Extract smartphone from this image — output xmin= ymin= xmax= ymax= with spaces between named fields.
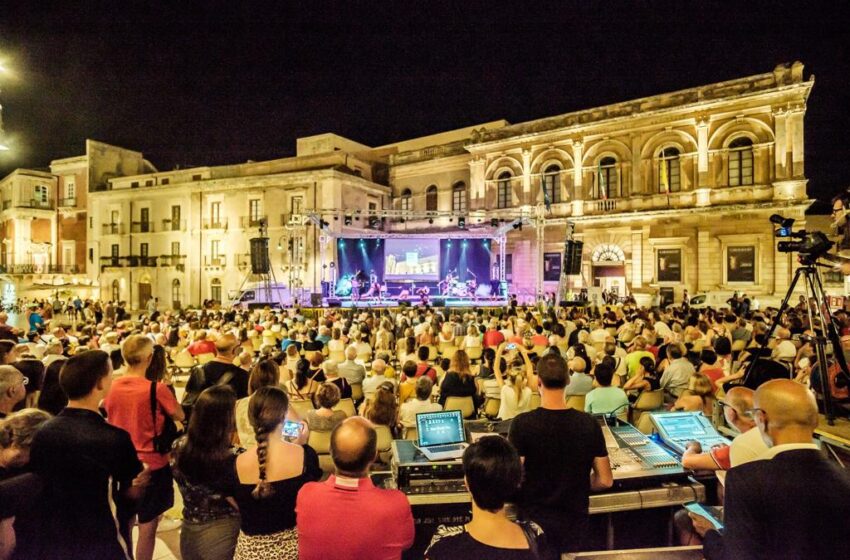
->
xmin=505 ymin=343 xmax=517 ymax=351
xmin=684 ymin=502 xmax=724 ymax=530
xmin=281 ymin=420 xmax=302 ymax=441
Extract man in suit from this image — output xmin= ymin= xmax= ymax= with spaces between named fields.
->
xmin=692 ymin=379 xmax=850 ymax=560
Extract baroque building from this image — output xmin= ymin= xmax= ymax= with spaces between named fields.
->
xmin=24 ymin=62 xmax=815 ymax=309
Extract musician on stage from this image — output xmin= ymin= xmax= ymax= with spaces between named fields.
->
xmin=417 ymin=285 xmax=430 ymax=306
xmin=351 ymin=269 xmax=367 ymax=302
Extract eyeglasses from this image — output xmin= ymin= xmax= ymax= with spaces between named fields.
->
xmin=744 ymin=407 xmax=766 ymax=419
xmin=18 ymin=376 xmax=28 ymax=386
xmin=833 ymin=208 xmax=844 ymax=214
xmin=716 ymin=400 xmax=734 ymax=411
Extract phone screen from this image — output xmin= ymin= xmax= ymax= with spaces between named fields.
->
xmin=684 ymin=502 xmax=724 ymax=530
xmin=282 ymin=420 xmax=302 ymax=440
xmin=506 ymin=343 xmax=517 ymax=351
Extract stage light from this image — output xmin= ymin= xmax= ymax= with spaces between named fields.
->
xmin=490 ymin=218 xmax=499 ymax=227
xmin=344 ymin=215 xmax=352 ymax=226
xmin=462 ymin=240 xmax=468 ymax=248
xmin=458 ymin=216 xmax=466 ymax=229
xmin=512 ymin=219 xmax=522 ymax=231
xmin=339 ymin=240 xmax=345 ymax=247
xmin=447 ymin=240 xmax=452 ymax=247
xmin=334 ymin=216 xmax=339 ymax=221
xmin=428 ymin=218 xmax=434 ymax=224
xmin=369 ymin=216 xmax=380 ymax=229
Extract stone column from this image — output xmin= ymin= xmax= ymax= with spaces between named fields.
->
xmin=631 ymin=229 xmax=643 ymax=288
xmin=572 ymin=142 xmax=583 ymax=199
xmin=522 ymin=149 xmax=532 ymax=204
xmin=468 ymin=158 xmax=485 ymax=209
xmin=773 ymin=109 xmax=788 ymax=179
xmin=697 ymin=119 xmax=709 ymax=186
xmin=789 ymin=108 xmax=805 ymax=178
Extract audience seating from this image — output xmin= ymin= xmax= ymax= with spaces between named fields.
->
xmin=196 ymin=352 xmax=215 ymax=364
xmin=425 ymin=346 xmax=438 ymax=361
xmin=289 ymin=399 xmax=315 ymax=419
xmin=329 ymin=350 xmax=346 ymax=363
xmin=172 ymin=350 xmax=196 ymax=371
xmin=630 ymin=389 xmax=664 ymax=424
xmin=333 ymin=398 xmax=356 ymax=417
xmin=565 ymin=394 xmax=586 ymax=410
xmin=374 ymin=425 xmax=394 ymax=464
xmin=403 ymin=426 xmax=418 ymax=441
xmin=444 ymin=396 xmax=475 ymax=419
xmin=466 ymin=346 xmax=483 ymax=362
xmin=307 ymin=430 xmax=334 ymax=473
xmin=483 ymin=397 xmax=501 ymax=418
xmin=441 ymin=346 xmax=459 ymax=360
xmin=351 ymin=382 xmax=364 ymax=402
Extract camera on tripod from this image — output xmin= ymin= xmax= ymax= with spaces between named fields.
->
xmin=771 ymin=214 xmax=834 ymax=261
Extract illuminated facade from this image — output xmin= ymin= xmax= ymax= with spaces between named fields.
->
xmin=83 ymin=61 xmax=814 ymax=308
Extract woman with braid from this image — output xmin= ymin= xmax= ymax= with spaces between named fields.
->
xmin=226 ymin=386 xmax=321 ymax=559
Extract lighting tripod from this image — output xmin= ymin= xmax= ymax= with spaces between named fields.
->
xmin=742 ymin=261 xmax=850 ymax=424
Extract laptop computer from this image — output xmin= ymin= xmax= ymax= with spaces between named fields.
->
xmin=415 ymin=410 xmax=469 ymax=461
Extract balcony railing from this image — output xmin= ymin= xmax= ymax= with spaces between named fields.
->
xmin=123 ymin=256 xmax=158 ymax=267
xmin=102 ymin=223 xmax=124 ymax=235
xmin=47 ymin=264 xmax=79 ymax=274
xmin=159 ymin=255 xmax=187 ymax=270
xmin=241 ymin=215 xmax=268 ymax=229
xmin=0 ymin=264 xmax=55 ymax=274
xmin=161 ymin=219 xmax=187 ymax=232
xmin=202 ymin=218 xmax=228 ymax=230
xmin=58 ymin=198 xmax=77 ymax=207
xmin=100 ymin=256 xmax=123 ymax=268
xmin=280 ymin=213 xmax=303 ymax=226
xmin=21 ymin=199 xmax=54 ymax=210
xmin=130 ymin=221 xmax=155 ymax=233
xmin=204 ymin=255 xmax=227 ymax=267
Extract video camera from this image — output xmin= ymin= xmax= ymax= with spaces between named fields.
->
xmin=771 ymin=214 xmax=834 ymax=261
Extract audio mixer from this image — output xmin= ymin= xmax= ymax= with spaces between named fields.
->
xmin=601 ymin=418 xmax=688 ymax=489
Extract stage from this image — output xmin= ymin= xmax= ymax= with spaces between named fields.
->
xmin=325 ymin=295 xmax=509 ymax=308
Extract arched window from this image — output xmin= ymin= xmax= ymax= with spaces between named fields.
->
xmin=597 ymin=157 xmax=619 ymax=199
xmin=425 ymin=185 xmax=438 ymax=212
xmin=497 ymin=172 xmax=512 ymax=209
xmin=542 ymin=165 xmax=561 ymax=204
xmin=728 ymin=137 xmax=754 ymax=187
xmin=172 ymin=279 xmax=182 ymax=309
xmin=452 ymin=182 xmax=467 ymax=213
xmin=658 ymin=148 xmax=681 ymax=193
xmin=400 ymin=188 xmax=412 ymax=213
xmin=210 ymin=278 xmax=222 ymax=303
xmin=111 ymin=279 xmax=120 ymax=303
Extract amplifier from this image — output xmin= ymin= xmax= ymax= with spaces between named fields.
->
xmin=392 ymin=440 xmax=465 ymax=494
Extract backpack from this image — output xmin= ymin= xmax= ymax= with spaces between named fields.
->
xmin=180 ymin=364 xmax=235 ymax=420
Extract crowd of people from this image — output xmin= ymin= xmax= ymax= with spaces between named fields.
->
xmin=0 ymin=293 xmax=849 ymax=559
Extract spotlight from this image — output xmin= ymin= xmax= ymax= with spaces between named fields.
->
xmin=369 ymin=216 xmax=380 ymax=229
xmin=512 ymin=219 xmax=522 ymax=231
xmin=320 ymin=219 xmax=329 ymax=229
xmin=344 ymin=215 xmax=352 ymax=226
xmin=462 ymin=240 xmax=468 ymax=248
xmin=334 ymin=216 xmax=339 ymax=221
xmin=428 ymin=218 xmax=434 ymax=224
xmin=490 ymin=218 xmax=499 ymax=227
xmin=447 ymin=240 xmax=452 ymax=247
xmin=458 ymin=216 xmax=466 ymax=229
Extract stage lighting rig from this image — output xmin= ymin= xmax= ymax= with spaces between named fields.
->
xmin=458 ymin=216 xmax=466 ymax=229
xmin=344 ymin=215 xmax=352 ymax=226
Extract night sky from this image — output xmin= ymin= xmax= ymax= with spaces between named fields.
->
xmin=0 ymin=1 xmax=847 ymax=203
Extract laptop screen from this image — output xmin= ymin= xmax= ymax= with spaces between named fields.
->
xmin=416 ymin=410 xmax=466 ymax=447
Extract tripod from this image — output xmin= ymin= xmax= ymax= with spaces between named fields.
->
xmin=743 ymin=261 xmax=850 ymax=424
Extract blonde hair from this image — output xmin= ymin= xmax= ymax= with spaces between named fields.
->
xmin=688 ymin=372 xmax=715 ymax=401
xmin=450 ymin=349 xmax=471 ymax=377
xmin=0 ymin=408 xmax=52 ymax=450
xmin=121 ymin=334 xmax=153 ymax=366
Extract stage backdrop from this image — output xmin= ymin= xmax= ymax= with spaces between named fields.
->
xmin=439 ymin=239 xmax=492 ymax=286
xmin=335 ymin=238 xmax=385 ymax=295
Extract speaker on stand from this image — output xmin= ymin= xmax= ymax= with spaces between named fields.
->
xmin=564 ymin=240 xmax=584 ymax=276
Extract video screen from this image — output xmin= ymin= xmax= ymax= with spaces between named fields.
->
xmin=384 ymin=238 xmax=440 ymax=281
xmin=417 ymin=411 xmax=465 ymax=447
xmin=656 ymin=414 xmax=707 ymax=439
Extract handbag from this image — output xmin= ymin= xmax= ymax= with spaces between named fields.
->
xmin=151 ymin=381 xmax=181 ymax=454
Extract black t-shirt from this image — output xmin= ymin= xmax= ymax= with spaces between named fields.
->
xmin=303 ymin=340 xmax=324 ymax=352
xmin=203 ymin=361 xmax=249 ymax=399
xmin=28 ymin=408 xmax=142 ymax=560
xmin=425 ymin=522 xmax=548 ymax=560
xmin=0 ymin=473 xmax=42 ymax=520
xmin=508 ymin=408 xmax=607 ymax=531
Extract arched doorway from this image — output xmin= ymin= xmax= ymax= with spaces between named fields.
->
xmin=138 ymin=273 xmax=152 ymax=310
xmin=171 ymin=279 xmax=182 ymax=310
xmin=591 ymin=244 xmax=626 ymax=296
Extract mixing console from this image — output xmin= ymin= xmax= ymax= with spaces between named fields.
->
xmin=649 ymin=411 xmax=731 ymax=456
xmin=602 ymin=420 xmax=687 ymax=489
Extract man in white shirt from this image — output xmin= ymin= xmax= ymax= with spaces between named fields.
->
xmin=398 ymin=376 xmax=441 ymax=428
xmin=361 ymin=359 xmax=393 ymax=401
xmin=660 ymin=342 xmax=695 ymax=401
xmin=337 ymin=346 xmax=366 ymax=385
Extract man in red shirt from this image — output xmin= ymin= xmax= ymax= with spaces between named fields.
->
xmin=411 ymin=346 xmax=437 ymax=382
xmin=482 ymin=320 xmax=505 ymax=348
xmin=186 ymin=329 xmax=216 ymax=356
xmin=296 ymin=417 xmax=414 ymax=559
xmin=104 ymin=335 xmax=184 ymax=560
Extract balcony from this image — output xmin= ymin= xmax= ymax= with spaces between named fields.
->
xmin=102 ymin=223 xmax=125 ymax=235
xmin=204 ymin=255 xmax=227 ymax=268
xmin=130 ymin=221 xmax=155 ymax=233
xmin=159 ymin=255 xmax=186 ymax=271
xmin=280 ymin=213 xmax=303 ymax=227
xmin=241 ymin=215 xmax=268 ymax=229
xmin=47 ymin=264 xmax=79 ymax=274
xmin=124 ymin=256 xmax=158 ymax=267
xmin=20 ymin=199 xmax=54 ymax=210
xmin=202 ymin=218 xmax=228 ymax=230
xmin=100 ymin=256 xmax=123 ymax=269
xmin=161 ymin=219 xmax=187 ymax=232
xmin=58 ymin=198 xmax=77 ymax=208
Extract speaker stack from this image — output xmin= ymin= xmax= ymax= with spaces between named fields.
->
xmin=249 ymin=237 xmax=271 ymax=274
xmin=564 ymin=240 xmax=584 ymax=276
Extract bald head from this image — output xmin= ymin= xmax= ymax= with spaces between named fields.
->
xmin=215 ymin=333 xmax=238 ymax=356
xmin=330 ymin=417 xmax=377 ymax=477
xmin=723 ymin=386 xmax=756 ymax=431
xmin=754 ymin=379 xmax=818 ymax=445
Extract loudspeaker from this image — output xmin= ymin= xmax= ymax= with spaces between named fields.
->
xmin=564 ymin=240 xmax=584 ymax=276
xmin=249 ymin=237 xmax=270 ymax=274
xmin=310 ymin=293 xmax=322 ymax=306
xmin=327 ymin=298 xmax=342 ymax=308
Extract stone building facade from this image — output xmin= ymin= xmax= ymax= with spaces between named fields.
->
xmin=81 ymin=62 xmax=816 ymax=308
